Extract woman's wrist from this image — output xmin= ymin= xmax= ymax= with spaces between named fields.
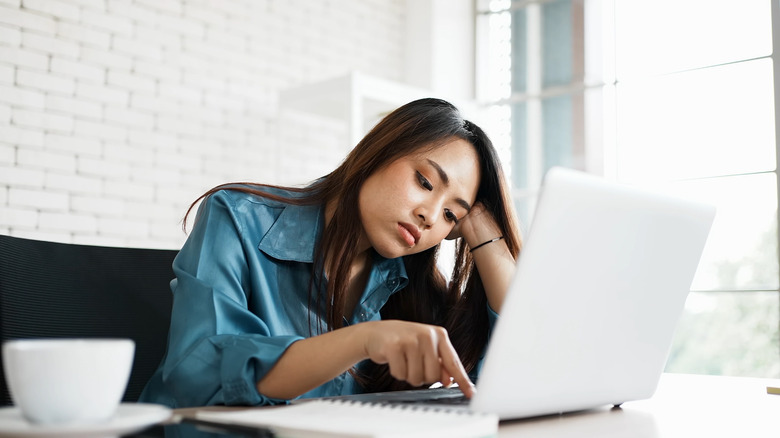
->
xmin=460 ymin=223 xmax=503 ymax=249
xmin=470 ymin=236 xmax=504 ymax=252
xmin=457 ymin=204 xmax=503 ymax=248
xmin=354 ymin=320 xmax=379 ymax=360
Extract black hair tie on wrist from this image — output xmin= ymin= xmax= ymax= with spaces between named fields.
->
xmin=470 ymin=236 xmax=504 ymax=252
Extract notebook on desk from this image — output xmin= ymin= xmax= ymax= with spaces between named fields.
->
xmin=317 ymin=166 xmax=717 ymax=420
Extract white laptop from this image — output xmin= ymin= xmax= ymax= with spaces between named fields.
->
xmin=318 ymin=166 xmax=716 ymax=420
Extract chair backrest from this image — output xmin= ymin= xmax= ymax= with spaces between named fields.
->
xmin=0 ymin=234 xmax=177 ymax=405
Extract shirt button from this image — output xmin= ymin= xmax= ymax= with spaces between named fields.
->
xmin=360 ymin=312 xmax=367 ymax=321
xmin=387 ymin=279 xmax=398 ymax=288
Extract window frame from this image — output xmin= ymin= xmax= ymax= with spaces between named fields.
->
xmin=477 ymin=0 xmax=780 ymax=377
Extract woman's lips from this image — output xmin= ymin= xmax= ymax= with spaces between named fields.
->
xmin=398 ymin=223 xmax=421 ymax=247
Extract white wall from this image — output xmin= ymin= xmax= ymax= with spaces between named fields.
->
xmin=0 ymin=0 xmax=405 ymax=248
xmin=0 ymin=0 xmax=476 ymax=249
xmin=405 ymin=0 xmax=475 ymax=102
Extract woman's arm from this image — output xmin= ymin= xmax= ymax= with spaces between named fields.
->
xmin=455 ymin=203 xmax=516 ymax=313
xmin=257 ymin=320 xmax=476 ymax=400
xmin=158 ymin=191 xmax=477 ymax=406
xmin=155 ymin=192 xmax=308 ymax=407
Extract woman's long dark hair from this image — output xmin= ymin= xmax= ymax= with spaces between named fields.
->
xmin=184 ymin=98 xmax=522 ymax=393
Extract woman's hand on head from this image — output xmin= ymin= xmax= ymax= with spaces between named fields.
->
xmin=359 ymin=320 xmax=476 ymax=398
xmin=446 ymin=202 xmax=502 ymax=248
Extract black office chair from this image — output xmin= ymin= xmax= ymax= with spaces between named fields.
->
xmin=0 ymin=234 xmax=177 ymax=405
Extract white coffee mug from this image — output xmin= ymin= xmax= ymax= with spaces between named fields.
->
xmin=2 ymin=338 xmax=135 ymax=425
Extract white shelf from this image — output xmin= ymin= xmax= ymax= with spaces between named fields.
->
xmin=279 ymin=71 xmax=431 ymax=147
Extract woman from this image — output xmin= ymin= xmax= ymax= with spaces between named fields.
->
xmin=139 ymin=98 xmax=521 ymax=408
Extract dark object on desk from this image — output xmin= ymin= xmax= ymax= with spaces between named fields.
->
xmin=125 ymin=422 xmax=274 ymax=438
xmin=0 ymin=234 xmax=177 ymax=405
xmin=180 ymin=418 xmax=276 ymax=437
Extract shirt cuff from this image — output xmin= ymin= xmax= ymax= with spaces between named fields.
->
xmin=214 ymin=334 xmax=303 ymax=406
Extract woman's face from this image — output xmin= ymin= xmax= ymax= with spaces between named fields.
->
xmin=358 ymin=138 xmax=481 ymax=259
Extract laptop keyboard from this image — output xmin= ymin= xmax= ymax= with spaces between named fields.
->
xmin=304 ymin=386 xmax=471 ymax=407
xmin=385 ymin=392 xmax=470 ymax=406
xmin=369 ymin=387 xmax=470 ymax=406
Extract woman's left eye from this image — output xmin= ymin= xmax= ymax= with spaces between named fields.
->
xmin=444 ymin=209 xmax=458 ymax=223
xmin=416 ymin=171 xmax=433 ymax=191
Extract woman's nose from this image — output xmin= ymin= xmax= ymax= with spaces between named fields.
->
xmin=417 ymin=213 xmax=430 ymax=228
xmin=415 ymin=206 xmax=436 ymax=228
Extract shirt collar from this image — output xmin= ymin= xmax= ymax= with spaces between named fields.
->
xmin=256 ymin=201 xmax=409 ymax=292
xmin=258 ymin=202 xmax=323 ymax=263
xmin=347 ymin=252 xmax=408 ymax=324
xmin=372 ymin=254 xmax=408 ymax=294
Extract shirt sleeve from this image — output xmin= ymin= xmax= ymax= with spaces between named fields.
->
xmin=487 ymin=303 xmax=499 ymax=330
xmin=158 ymin=191 xmax=304 ymax=407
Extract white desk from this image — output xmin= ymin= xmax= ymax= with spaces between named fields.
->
xmin=172 ymin=373 xmax=778 ymax=437
xmin=497 ymin=373 xmax=780 ymax=437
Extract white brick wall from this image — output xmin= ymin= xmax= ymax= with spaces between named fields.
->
xmin=0 ymin=0 xmax=407 ymax=249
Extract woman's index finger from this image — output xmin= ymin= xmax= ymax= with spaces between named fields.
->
xmin=437 ymin=339 xmax=476 ymax=398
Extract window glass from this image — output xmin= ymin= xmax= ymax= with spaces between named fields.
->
xmin=511 ymin=8 xmax=528 ymax=94
xmin=614 ymin=0 xmax=772 ymax=78
xmin=480 ymin=0 xmax=780 ymax=380
xmin=477 ymin=0 xmax=510 ymax=13
xmin=667 ymin=291 xmax=780 ymax=377
xmin=615 ymin=59 xmax=776 ymax=183
xmin=512 ymin=101 xmax=529 ymax=188
xmin=542 ymin=0 xmax=572 ymax=87
xmin=514 ymin=195 xmax=535 ymax=239
xmin=664 ymin=173 xmax=779 ymax=292
xmin=477 ymin=10 xmax=512 ymax=101
xmin=542 ymin=95 xmax=573 ymax=170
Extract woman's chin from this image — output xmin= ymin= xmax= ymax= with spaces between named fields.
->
xmin=371 ymin=241 xmax=411 ymax=259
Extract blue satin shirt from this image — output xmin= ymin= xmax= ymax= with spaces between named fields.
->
xmin=139 ymin=186 xmax=496 ymax=408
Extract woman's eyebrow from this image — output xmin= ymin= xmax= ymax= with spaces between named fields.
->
xmin=426 ymin=159 xmax=472 ymax=212
xmin=427 ymin=159 xmax=449 ymax=184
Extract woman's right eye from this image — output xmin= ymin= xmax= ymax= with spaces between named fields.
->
xmin=416 ymin=171 xmax=433 ymax=191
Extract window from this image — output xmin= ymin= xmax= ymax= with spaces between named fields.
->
xmin=477 ymin=0 xmax=780 ymax=377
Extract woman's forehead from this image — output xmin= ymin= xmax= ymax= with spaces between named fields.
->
xmin=413 ymin=138 xmax=477 ymax=164
xmin=414 ymin=139 xmax=481 ymax=197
